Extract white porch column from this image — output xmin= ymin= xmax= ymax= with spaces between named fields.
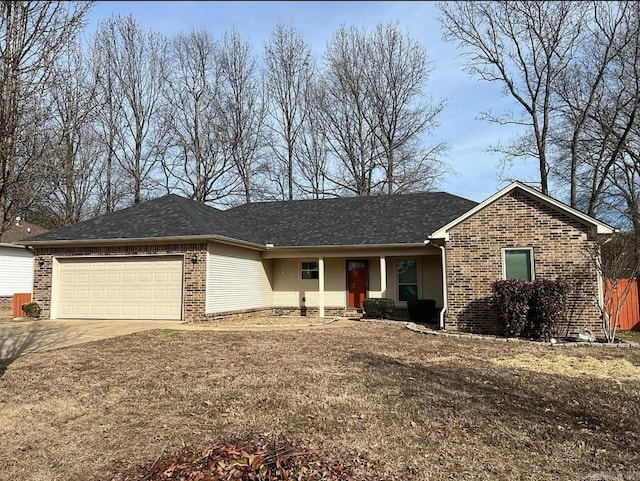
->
xmin=380 ymin=256 xmax=387 ymax=298
xmin=318 ymin=257 xmax=325 ymax=317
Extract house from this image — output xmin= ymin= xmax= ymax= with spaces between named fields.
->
xmin=20 ymin=182 xmax=614 ymax=334
xmin=0 ymin=219 xmax=48 ymax=311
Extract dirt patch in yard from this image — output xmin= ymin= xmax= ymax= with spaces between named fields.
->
xmin=0 ymin=323 xmax=639 ymax=481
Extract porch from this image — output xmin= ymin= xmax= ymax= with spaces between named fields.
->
xmin=262 ymin=245 xmax=445 ymax=321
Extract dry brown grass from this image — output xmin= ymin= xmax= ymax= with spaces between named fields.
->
xmin=0 ymin=323 xmax=639 ymax=481
xmin=617 ymin=329 xmax=640 ymax=344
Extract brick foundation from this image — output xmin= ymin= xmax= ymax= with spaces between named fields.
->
xmin=444 ymin=190 xmax=602 ymax=336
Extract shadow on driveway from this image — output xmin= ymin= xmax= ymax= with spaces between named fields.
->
xmin=0 ymin=319 xmax=183 ymax=378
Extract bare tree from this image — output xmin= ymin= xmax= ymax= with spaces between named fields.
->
xmin=321 ymin=25 xmax=380 ymax=196
xmin=42 ymin=39 xmax=102 ymax=227
xmin=321 ymin=23 xmax=447 ymax=197
xmin=214 ymin=29 xmax=266 ymax=204
xmin=366 ymin=22 xmax=447 ymax=194
xmin=0 ymin=0 xmax=92 ymax=234
xmin=595 ymin=233 xmax=640 ymax=343
xmin=91 ymin=18 xmax=128 ymax=213
xmin=93 ymin=15 xmax=168 ymax=205
xmin=158 ymin=30 xmax=238 ymax=205
xmin=551 ymin=2 xmax=638 ymax=215
xmin=263 ymin=23 xmax=313 ymax=200
xmin=296 ymin=80 xmax=330 ymax=199
xmin=439 ymin=1 xmax=586 ymax=196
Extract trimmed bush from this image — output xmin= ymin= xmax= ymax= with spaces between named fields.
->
xmin=407 ymin=299 xmax=437 ymax=322
xmin=22 ymin=301 xmax=42 ymax=318
xmin=529 ymin=279 xmax=569 ymax=340
xmin=491 ymin=280 xmax=532 ymax=338
xmin=362 ymin=298 xmax=395 ymax=319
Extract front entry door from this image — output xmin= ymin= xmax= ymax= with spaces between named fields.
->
xmin=347 ymin=260 xmax=368 ymax=309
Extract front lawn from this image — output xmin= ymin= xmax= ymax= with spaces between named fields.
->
xmin=0 ymin=323 xmax=638 ymax=480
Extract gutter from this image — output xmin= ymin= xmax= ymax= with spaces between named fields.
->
xmin=18 ymin=233 xmax=266 ymax=251
xmin=0 ymin=241 xmax=32 ymax=250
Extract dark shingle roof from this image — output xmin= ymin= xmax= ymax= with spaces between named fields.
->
xmin=23 ymin=191 xmax=477 ymax=246
xmin=24 ymin=194 xmax=256 ymax=243
xmin=223 ymin=192 xmax=477 ymax=246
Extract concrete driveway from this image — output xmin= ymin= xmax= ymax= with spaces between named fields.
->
xmin=0 ymin=319 xmax=184 ymax=360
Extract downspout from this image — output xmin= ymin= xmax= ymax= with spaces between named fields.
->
xmin=425 ymin=238 xmax=447 ymax=330
xmin=438 ymin=244 xmax=448 ymax=330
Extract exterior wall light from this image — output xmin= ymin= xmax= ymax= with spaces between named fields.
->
xmin=190 ymin=253 xmax=198 ymax=264
xmin=37 ymin=257 xmax=45 ymax=267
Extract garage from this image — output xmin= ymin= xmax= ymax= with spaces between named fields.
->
xmin=53 ymin=256 xmax=184 ymax=320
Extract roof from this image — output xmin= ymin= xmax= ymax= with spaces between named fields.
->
xmin=224 ymin=192 xmax=478 ymax=246
xmin=429 ymin=181 xmax=615 ymax=240
xmin=0 ymin=220 xmax=47 ymax=243
xmin=22 ymin=191 xmax=478 ymax=247
xmin=23 ymin=194 xmax=259 ymax=246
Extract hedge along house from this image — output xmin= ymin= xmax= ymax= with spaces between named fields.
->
xmin=20 ymin=182 xmax=614 ymax=334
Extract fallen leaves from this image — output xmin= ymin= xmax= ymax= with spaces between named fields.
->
xmin=106 ymin=435 xmax=355 ymax=481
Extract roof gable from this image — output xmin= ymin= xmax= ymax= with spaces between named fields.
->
xmin=429 ymin=182 xmax=615 ymax=240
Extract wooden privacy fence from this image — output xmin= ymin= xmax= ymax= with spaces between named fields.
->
xmin=11 ymin=293 xmax=32 ymax=319
xmin=604 ymin=278 xmax=640 ymax=331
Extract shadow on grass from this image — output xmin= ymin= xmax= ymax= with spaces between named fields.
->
xmin=348 ymin=350 xmax=639 ymax=455
xmin=0 ymin=322 xmax=73 ymax=378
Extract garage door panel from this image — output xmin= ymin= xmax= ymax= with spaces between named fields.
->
xmin=55 ymin=256 xmax=183 ymax=320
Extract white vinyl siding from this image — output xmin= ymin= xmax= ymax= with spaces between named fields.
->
xmin=0 ymin=246 xmax=33 ymax=296
xmin=206 ymin=242 xmax=273 ymax=313
xmin=53 ymin=256 xmax=183 ymax=320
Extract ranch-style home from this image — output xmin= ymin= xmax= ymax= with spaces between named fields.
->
xmin=20 ymin=181 xmax=614 ymax=334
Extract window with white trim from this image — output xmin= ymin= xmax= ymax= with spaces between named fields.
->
xmin=301 ymin=261 xmax=319 ymax=280
xmin=398 ymin=259 xmax=418 ymax=301
xmin=503 ymin=248 xmax=534 ymax=281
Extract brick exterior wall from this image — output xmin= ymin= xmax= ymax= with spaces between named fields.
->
xmin=445 ymin=190 xmax=602 ymax=336
xmin=32 ymin=243 xmax=207 ymax=322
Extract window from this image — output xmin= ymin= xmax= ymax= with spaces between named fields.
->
xmin=398 ymin=259 xmax=418 ymax=302
xmin=301 ymin=261 xmax=319 ymax=279
xmin=503 ymin=248 xmax=534 ymax=281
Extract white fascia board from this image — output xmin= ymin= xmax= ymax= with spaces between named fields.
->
xmin=429 ymin=181 xmax=615 ymax=240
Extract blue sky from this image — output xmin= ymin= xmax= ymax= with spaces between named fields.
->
xmin=85 ymin=1 xmax=536 ymax=202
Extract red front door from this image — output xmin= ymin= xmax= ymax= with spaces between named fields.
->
xmin=347 ymin=260 xmax=368 ymax=308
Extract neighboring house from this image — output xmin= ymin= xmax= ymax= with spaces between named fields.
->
xmin=20 ymin=182 xmax=614 ymax=334
xmin=0 ymin=219 xmax=48 ymax=310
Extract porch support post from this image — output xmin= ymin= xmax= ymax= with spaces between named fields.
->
xmin=380 ymin=256 xmax=387 ymax=298
xmin=318 ymin=257 xmax=325 ymax=317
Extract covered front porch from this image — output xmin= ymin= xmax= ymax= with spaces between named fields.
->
xmin=262 ymin=244 xmax=445 ymax=321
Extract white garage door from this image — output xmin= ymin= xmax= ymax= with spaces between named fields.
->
xmin=55 ymin=256 xmax=183 ymax=320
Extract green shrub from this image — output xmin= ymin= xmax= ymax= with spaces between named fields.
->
xmin=407 ymin=299 xmax=437 ymax=322
xmin=22 ymin=301 xmax=42 ymax=318
xmin=362 ymin=298 xmax=395 ymax=319
xmin=491 ymin=280 xmax=532 ymax=338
